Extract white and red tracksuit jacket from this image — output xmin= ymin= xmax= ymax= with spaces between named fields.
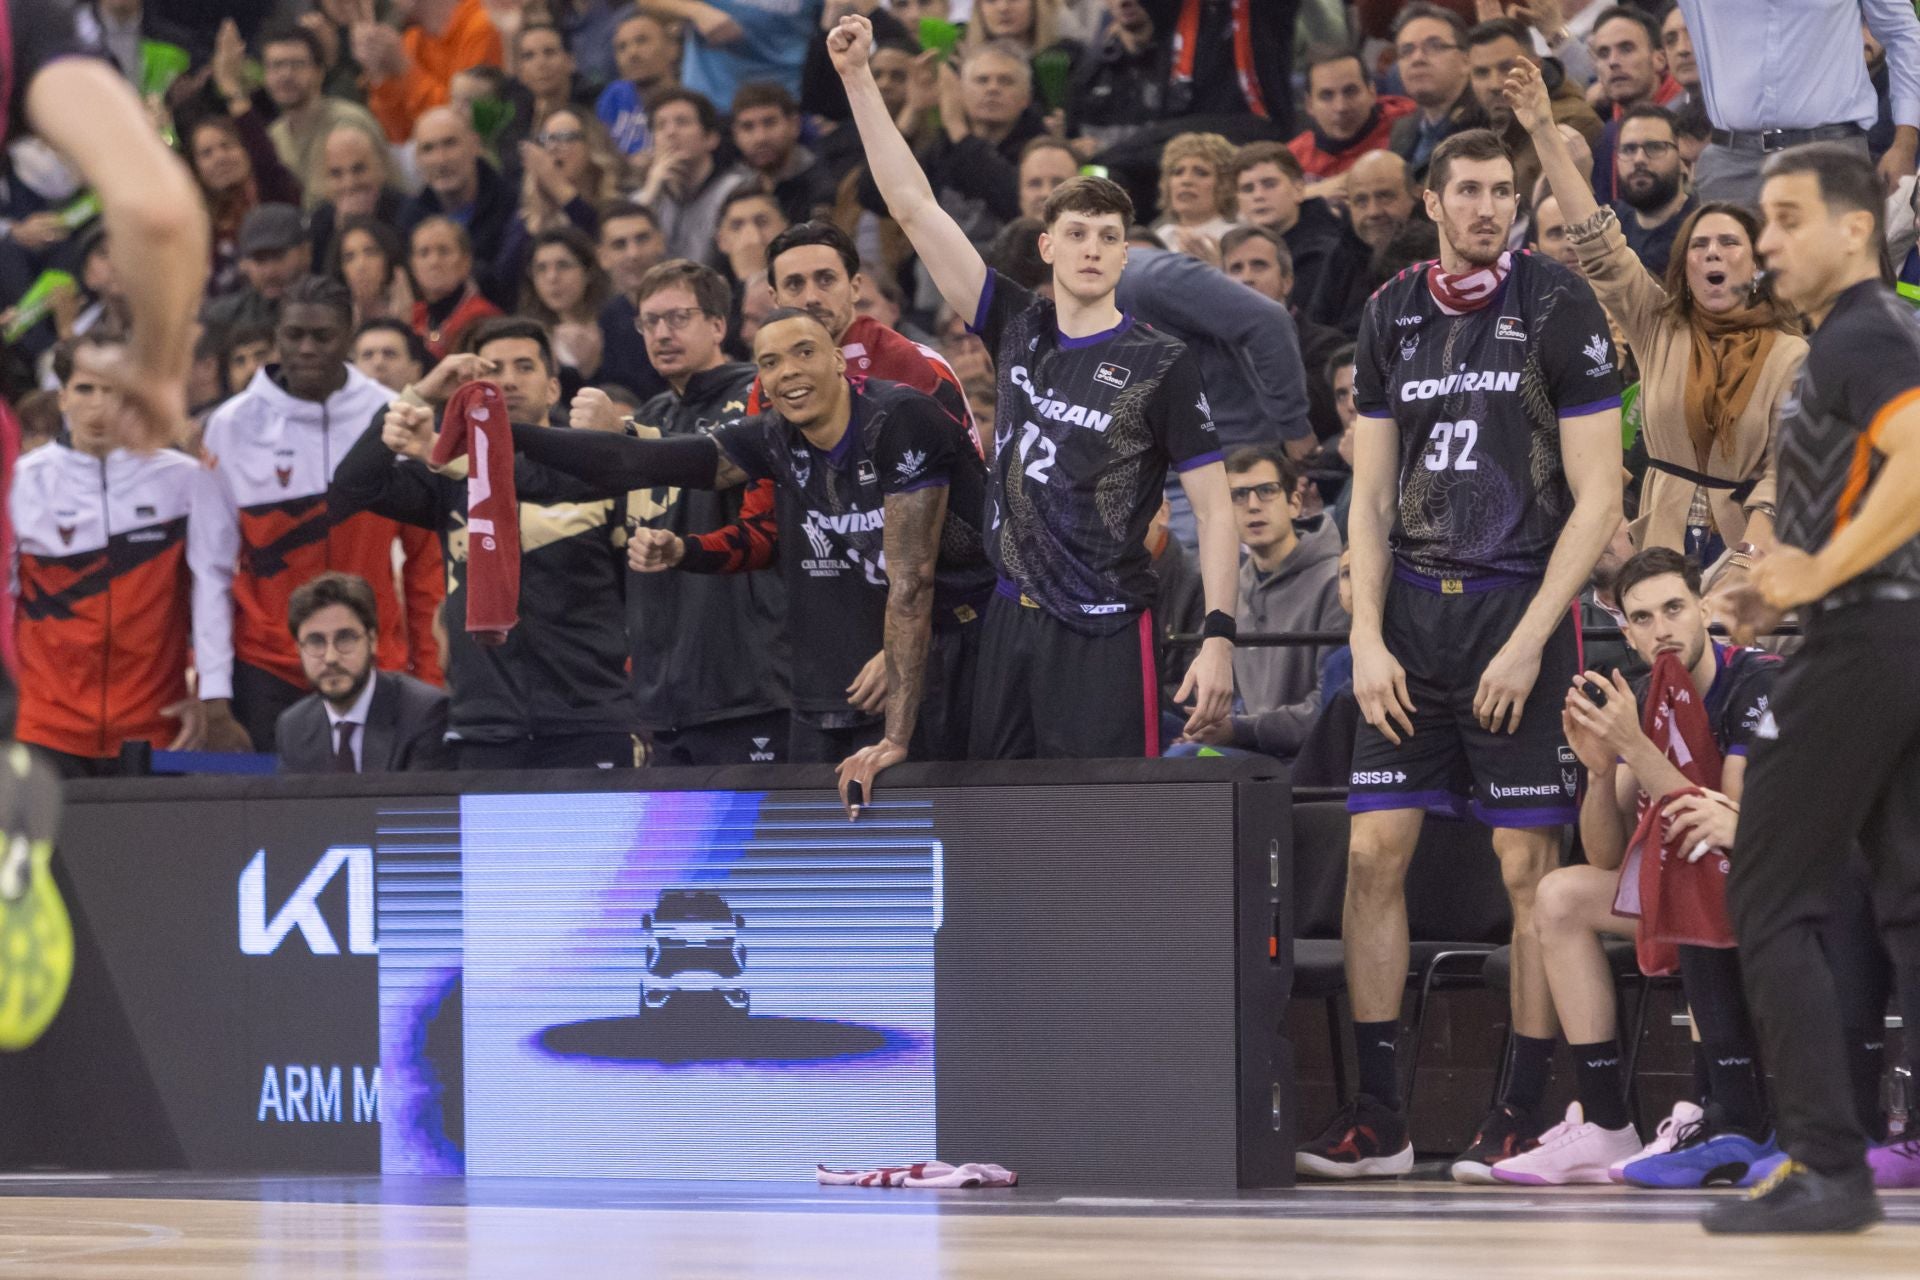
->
xmin=191 ymin=364 xmax=441 ymax=699
xmin=10 ymin=441 xmax=208 ymax=758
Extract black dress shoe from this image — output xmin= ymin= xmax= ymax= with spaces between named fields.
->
xmin=1700 ymin=1159 xmax=1883 ymax=1235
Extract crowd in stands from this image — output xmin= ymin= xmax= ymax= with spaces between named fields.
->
xmin=5 ymin=0 xmax=1917 ymax=777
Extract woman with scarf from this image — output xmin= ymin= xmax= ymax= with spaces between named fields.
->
xmin=1507 ymin=60 xmax=1804 ymax=594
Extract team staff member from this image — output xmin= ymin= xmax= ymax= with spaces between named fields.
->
xmin=503 ymin=310 xmax=992 ymax=791
xmin=829 ymin=14 xmax=1236 ymax=760
xmin=1706 ymin=143 xmax=1920 ymax=1235
xmin=1298 ymin=128 xmax=1624 ymax=1183
xmin=336 ymin=318 xmax=638 ymax=771
xmin=11 ymin=334 xmax=209 ymax=776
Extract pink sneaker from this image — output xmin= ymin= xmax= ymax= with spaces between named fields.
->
xmin=1490 ymin=1103 xmax=1642 ymax=1186
xmin=1868 ymin=1138 xmax=1920 ymax=1189
xmin=1610 ymin=1100 xmax=1705 ymax=1183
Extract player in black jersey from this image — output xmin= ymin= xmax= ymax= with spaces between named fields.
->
xmin=829 ymin=14 xmax=1237 ymax=758
xmin=1699 ymin=145 xmax=1920 ymax=1235
xmin=1297 ymin=129 xmax=1625 ymax=1183
xmin=502 ymin=309 xmax=993 ymax=804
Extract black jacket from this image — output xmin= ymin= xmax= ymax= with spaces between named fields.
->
xmin=1286 ymin=198 xmax=1371 ymax=337
xmin=331 ymin=415 xmax=637 ymax=744
xmin=399 ymin=160 xmax=518 ymax=306
xmin=276 ymin=671 xmax=453 ymax=774
xmin=627 ymin=364 xmax=789 ymax=732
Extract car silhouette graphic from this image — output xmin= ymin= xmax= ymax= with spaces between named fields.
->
xmin=639 ymin=888 xmax=749 ymax=1017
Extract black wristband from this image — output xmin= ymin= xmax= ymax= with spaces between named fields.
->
xmin=1202 ymin=610 xmax=1237 ymax=643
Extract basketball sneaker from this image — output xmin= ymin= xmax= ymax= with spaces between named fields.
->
xmin=1295 ymin=1094 xmax=1415 ymax=1180
xmin=1488 ymin=1102 xmax=1641 ymax=1185
xmin=1867 ymin=1138 xmax=1920 ymax=1189
xmin=1610 ymin=1100 xmax=1704 ymax=1182
xmin=1450 ymin=1102 xmax=1545 ymax=1184
xmin=1623 ymin=1121 xmax=1779 ymax=1188
xmin=1701 ymin=1159 xmax=1883 ymax=1234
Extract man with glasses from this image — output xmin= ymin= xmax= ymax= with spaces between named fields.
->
xmin=258 ymin=22 xmax=384 ymax=205
xmin=1608 ymin=104 xmax=1695 ymax=276
xmin=276 ymin=572 xmax=450 ymax=774
xmin=1387 ymin=4 xmax=1478 ymax=182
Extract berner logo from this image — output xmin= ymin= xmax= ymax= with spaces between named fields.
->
xmin=239 ymin=847 xmax=377 ymax=956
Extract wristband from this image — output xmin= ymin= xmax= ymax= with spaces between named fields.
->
xmin=1202 ymin=610 xmax=1237 ymax=643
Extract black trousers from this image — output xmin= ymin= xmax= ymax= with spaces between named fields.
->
xmin=455 ymin=731 xmax=635 ymax=771
xmin=967 ymin=594 xmax=1157 ymax=760
xmin=650 ymin=710 xmax=791 ymax=766
xmin=1727 ymin=601 xmax=1920 ymax=1174
xmin=232 ymin=661 xmax=308 ymax=754
xmin=29 ymin=746 xmax=131 ymax=781
xmin=787 ymin=619 xmax=980 ymax=765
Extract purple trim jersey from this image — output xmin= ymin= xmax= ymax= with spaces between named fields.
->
xmin=1354 ymin=251 xmax=1622 ymax=582
xmin=970 ymin=271 xmax=1221 ymax=635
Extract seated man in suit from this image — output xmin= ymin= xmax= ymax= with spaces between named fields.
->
xmin=277 ymin=572 xmax=452 ymax=774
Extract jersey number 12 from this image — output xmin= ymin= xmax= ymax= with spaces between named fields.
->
xmin=1422 ymin=419 xmax=1480 ymax=472
xmin=1018 ymin=422 xmax=1058 ymax=485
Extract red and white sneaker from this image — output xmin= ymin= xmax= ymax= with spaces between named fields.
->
xmin=1490 ymin=1102 xmax=1641 ymax=1186
xmin=1610 ymin=1100 xmax=1705 ymax=1183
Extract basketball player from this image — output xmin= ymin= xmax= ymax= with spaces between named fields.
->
xmin=1296 ymin=128 xmax=1624 ymax=1182
xmin=1703 ymin=143 xmax=1920 ymax=1235
xmin=828 ymin=14 xmax=1237 ymax=760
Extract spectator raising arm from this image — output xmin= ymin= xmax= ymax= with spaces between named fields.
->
xmin=828 ymin=15 xmax=986 ymax=327
xmin=26 ymin=58 xmax=208 ymax=450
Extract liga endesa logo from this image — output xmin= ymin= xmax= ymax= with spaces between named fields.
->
xmin=238 ymin=847 xmax=377 ymax=956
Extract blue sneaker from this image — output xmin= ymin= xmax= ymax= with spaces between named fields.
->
xmin=1623 ymin=1123 xmax=1781 ymax=1189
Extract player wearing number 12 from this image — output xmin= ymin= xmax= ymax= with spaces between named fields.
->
xmin=1296 ymin=128 xmax=1625 ymax=1183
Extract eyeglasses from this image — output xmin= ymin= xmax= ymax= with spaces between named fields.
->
xmin=637 ymin=307 xmax=709 ymax=334
xmin=299 ymin=628 xmax=368 ymax=658
xmin=539 ymin=129 xmax=586 ymax=146
xmin=1397 ymin=37 xmax=1461 ymax=59
xmin=1229 ymin=481 xmax=1286 ymax=506
xmin=1617 ymin=140 xmax=1679 ymax=160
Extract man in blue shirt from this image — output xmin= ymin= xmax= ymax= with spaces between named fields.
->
xmin=639 ymin=0 xmax=823 ymax=110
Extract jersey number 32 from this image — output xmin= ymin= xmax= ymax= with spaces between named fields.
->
xmin=1422 ymin=418 xmax=1480 ymax=472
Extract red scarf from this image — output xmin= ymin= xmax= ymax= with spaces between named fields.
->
xmin=1170 ymin=0 xmax=1267 ymax=119
xmin=1609 ymin=651 xmax=1737 ymax=975
xmin=430 ymin=381 xmax=520 ymax=646
xmin=1426 ymin=252 xmax=1512 ymax=316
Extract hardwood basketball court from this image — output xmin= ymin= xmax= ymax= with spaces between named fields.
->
xmin=0 ymin=1173 xmax=1911 ymax=1277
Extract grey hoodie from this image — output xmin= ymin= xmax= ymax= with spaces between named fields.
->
xmin=1231 ymin=513 xmax=1348 ymax=757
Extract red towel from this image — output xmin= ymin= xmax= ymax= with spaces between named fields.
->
xmin=1610 ymin=651 xmax=1737 ymax=974
xmin=430 ymin=381 xmax=518 ymax=646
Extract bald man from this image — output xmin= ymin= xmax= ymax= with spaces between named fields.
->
xmin=307 ymin=126 xmax=409 ymax=267
xmin=399 ymin=106 xmax=515 ymax=303
xmin=1346 ymin=150 xmax=1419 ymax=253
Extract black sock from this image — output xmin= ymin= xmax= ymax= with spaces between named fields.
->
xmin=1571 ymin=1039 xmax=1630 ymax=1131
xmin=1846 ymin=1029 xmax=1887 ymax=1143
xmin=1703 ymin=1042 xmax=1768 ymax=1138
xmin=1691 ymin=1040 xmax=1713 ymax=1106
xmin=1501 ymin=1033 xmax=1556 ymax=1115
xmin=1354 ymin=1020 xmax=1401 ymax=1109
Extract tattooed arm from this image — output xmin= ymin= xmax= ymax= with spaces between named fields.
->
xmin=836 ymin=484 xmax=948 ymax=818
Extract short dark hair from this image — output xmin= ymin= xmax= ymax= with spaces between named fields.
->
xmin=411 ymin=215 xmax=472 ymax=257
xmin=1303 ymin=45 xmax=1367 ymax=91
xmin=1614 ymin=546 xmax=1702 ymax=610
xmin=754 ymin=306 xmax=834 ymax=342
xmin=1392 ymin=2 xmax=1468 ymax=43
xmin=51 ymin=329 xmax=125 ymax=386
xmin=766 ymin=219 xmax=860 ymax=280
xmin=259 ymin=21 xmax=326 ymax=69
xmin=353 ymin=316 xmax=432 ymax=370
xmin=718 ymin=183 xmax=783 ymax=224
xmin=1232 ymin=140 xmax=1304 ymax=185
xmin=1467 ymin=17 xmax=1531 ymax=49
xmin=1325 ymin=341 xmax=1356 ymax=388
xmin=1672 ymin=96 xmax=1711 ymax=141
xmin=1763 ymin=141 xmax=1888 ymax=266
xmin=1220 ymin=223 xmax=1291 ymax=272
xmin=288 ymin=571 xmax=379 ymax=638
xmin=731 ymin=80 xmax=798 ymax=118
xmin=514 ymin=20 xmax=567 ymax=54
xmin=647 ymin=86 xmax=719 ymax=136
xmin=465 ymin=315 xmax=556 ymax=375
xmin=1224 ymin=445 xmax=1303 ymax=493
xmin=1591 ymin=5 xmax=1660 ymax=47
xmin=1427 ymin=128 xmax=1512 ymax=194
xmin=1019 ymin=134 xmax=1078 ymax=166
xmin=281 ymin=274 xmax=354 ymax=326
xmin=223 ymin=316 xmax=277 ymax=360
xmin=988 ymin=216 xmax=1048 ymax=291
xmin=597 ymin=199 xmax=659 ymax=235
xmin=1041 ymin=174 xmax=1134 ymax=229
xmin=637 ymin=259 xmax=731 ymax=317
xmin=1619 ymin=102 xmax=1678 ymax=138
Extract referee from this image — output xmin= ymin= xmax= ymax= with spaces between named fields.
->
xmin=1705 ymin=143 xmax=1920 ymax=1235
xmin=828 ymin=14 xmax=1238 ymax=756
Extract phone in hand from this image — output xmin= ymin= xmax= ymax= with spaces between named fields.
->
xmin=1579 ymin=677 xmax=1608 ymax=708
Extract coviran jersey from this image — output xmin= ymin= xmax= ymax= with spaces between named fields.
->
xmin=1630 ymin=643 xmax=1779 ymax=760
xmin=712 ymin=379 xmax=993 ymax=714
xmin=1772 ymin=279 xmax=1920 ymax=595
xmin=1354 ymin=252 xmax=1622 ymax=581
xmin=969 ymin=271 xmax=1220 ymax=633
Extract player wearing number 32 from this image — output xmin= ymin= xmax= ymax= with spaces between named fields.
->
xmin=828 ymin=14 xmax=1239 ymax=766
xmin=1297 ymin=127 xmax=1624 ymax=1183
